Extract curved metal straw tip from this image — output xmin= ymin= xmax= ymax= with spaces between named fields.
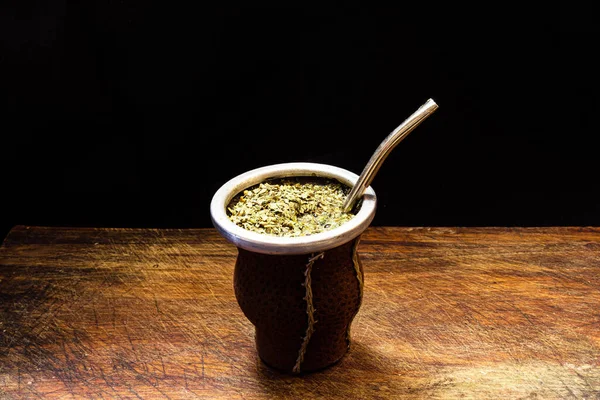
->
xmin=342 ymin=98 xmax=439 ymax=213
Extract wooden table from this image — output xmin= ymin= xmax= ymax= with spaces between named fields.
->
xmin=1 ymin=226 xmax=599 ymax=399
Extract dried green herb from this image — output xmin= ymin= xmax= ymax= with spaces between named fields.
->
xmin=227 ymin=177 xmax=356 ymax=237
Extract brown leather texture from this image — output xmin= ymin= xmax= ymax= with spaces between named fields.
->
xmin=233 ymin=237 xmax=363 ymax=373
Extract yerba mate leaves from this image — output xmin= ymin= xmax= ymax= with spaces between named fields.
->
xmin=227 ymin=177 xmax=356 ymax=237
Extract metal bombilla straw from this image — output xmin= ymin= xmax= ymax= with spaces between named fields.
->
xmin=342 ymin=98 xmax=439 ymax=213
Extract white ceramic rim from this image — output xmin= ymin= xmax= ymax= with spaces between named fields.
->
xmin=210 ymin=162 xmax=377 ymax=255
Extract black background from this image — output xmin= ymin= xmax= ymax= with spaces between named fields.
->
xmin=2 ymin=3 xmax=599 ymax=241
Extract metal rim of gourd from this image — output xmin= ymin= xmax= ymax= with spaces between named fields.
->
xmin=210 ymin=162 xmax=377 ymax=255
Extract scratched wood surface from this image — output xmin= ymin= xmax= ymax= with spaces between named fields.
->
xmin=0 ymin=226 xmax=599 ymax=399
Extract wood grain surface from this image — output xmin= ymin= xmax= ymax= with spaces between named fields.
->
xmin=0 ymin=226 xmax=599 ymax=399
